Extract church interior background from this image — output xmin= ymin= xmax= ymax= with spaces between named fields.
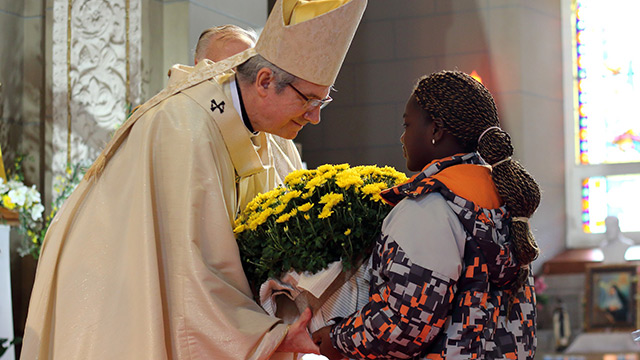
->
xmin=1 ymin=0 xmax=639 ymax=358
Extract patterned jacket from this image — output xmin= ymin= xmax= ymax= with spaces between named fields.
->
xmin=330 ymin=153 xmax=537 ymax=359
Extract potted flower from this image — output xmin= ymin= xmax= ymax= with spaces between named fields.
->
xmin=234 ymin=164 xmax=407 ymax=330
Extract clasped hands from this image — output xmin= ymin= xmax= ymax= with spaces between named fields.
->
xmin=276 ymin=307 xmax=345 ymax=360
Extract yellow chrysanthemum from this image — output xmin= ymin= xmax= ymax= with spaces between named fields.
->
xmin=281 ymin=190 xmax=302 ymax=204
xmin=263 ymin=197 xmax=278 ymax=208
xmin=305 ymin=176 xmax=326 ymax=190
xmin=274 ymin=203 xmax=287 ymax=215
xmin=318 ymin=208 xmax=333 ymax=219
xmin=233 ymin=224 xmax=246 ymax=233
xmin=319 ymin=193 xmax=343 ymax=219
xmin=253 ymin=208 xmax=274 ymax=228
xmin=246 ymin=212 xmax=260 ymax=225
xmin=344 ymin=229 xmax=351 ymax=236
xmin=335 ymin=170 xmax=363 ymax=189
xmin=2 ymin=195 xmax=16 ymax=210
xmin=297 ymin=203 xmax=314 ymax=212
xmin=361 ymin=182 xmax=388 ymax=195
xmin=303 ymin=214 xmax=310 ymax=220
xmin=246 ymin=189 xmax=279 ymax=212
xmin=319 ymin=193 xmax=344 ymax=207
xmin=284 ymin=169 xmax=312 ymax=186
xmin=322 ymin=169 xmax=337 ymax=179
xmin=276 ymin=213 xmax=292 ymax=223
xmin=351 ymin=165 xmax=375 ymax=176
xmin=248 ymin=220 xmax=259 ymax=231
xmin=317 ymin=164 xmax=334 ymax=173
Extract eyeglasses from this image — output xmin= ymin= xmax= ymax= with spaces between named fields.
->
xmin=288 ymin=83 xmax=333 ymax=111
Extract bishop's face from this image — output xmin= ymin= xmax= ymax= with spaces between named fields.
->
xmin=254 ymin=77 xmax=331 ymax=140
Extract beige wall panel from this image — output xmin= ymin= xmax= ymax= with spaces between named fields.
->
xmin=0 ymin=0 xmax=24 ymax=15
xmin=344 ymin=20 xmax=395 ymax=64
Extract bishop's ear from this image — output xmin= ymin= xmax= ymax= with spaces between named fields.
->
xmin=255 ymin=68 xmax=273 ymax=96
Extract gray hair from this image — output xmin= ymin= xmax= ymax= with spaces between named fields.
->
xmin=194 ymin=25 xmax=258 ymax=62
xmin=236 ymin=54 xmax=296 ymax=93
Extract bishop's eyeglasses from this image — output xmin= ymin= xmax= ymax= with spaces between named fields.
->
xmin=288 ymin=83 xmax=333 ymax=111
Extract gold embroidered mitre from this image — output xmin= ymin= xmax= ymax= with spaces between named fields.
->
xmin=256 ymin=0 xmax=367 ymax=86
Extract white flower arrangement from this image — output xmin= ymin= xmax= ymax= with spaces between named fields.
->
xmin=0 ymin=177 xmax=44 ymax=224
xmin=1 ymin=175 xmax=45 ymax=257
xmin=0 ymin=159 xmax=86 ymax=258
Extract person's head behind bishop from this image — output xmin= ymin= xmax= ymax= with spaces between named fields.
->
xmin=194 ymin=25 xmax=257 ymax=64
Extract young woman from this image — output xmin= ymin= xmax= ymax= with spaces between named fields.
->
xmin=313 ymin=70 xmax=540 ymax=359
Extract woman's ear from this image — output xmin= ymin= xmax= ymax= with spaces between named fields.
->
xmin=432 ymin=121 xmax=446 ymax=143
xmin=255 ymin=68 xmax=273 ymax=97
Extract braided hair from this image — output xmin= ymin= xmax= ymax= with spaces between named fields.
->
xmin=413 ymin=70 xmax=541 ymax=290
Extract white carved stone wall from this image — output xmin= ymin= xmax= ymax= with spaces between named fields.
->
xmin=52 ymin=0 xmax=141 ymax=180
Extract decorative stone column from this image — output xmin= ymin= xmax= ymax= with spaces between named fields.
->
xmin=51 ymin=0 xmax=141 ymax=182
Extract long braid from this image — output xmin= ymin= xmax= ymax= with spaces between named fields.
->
xmin=414 ymin=71 xmax=541 ymax=293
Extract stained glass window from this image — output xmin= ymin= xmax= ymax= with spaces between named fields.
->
xmin=567 ymin=0 xmax=640 ymax=243
xmin=582 ymin=174 xmax=640 ymax=234
xmin=575 ymin=0 xmax=640 ymax=165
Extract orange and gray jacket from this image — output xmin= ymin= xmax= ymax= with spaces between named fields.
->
xmin=330 ymin=152 xmax=537 ymax=359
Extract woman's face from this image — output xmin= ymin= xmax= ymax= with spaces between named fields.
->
xmin=401 ymin=94 xmax=435 ymax=172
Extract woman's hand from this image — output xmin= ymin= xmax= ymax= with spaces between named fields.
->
xmin=312 ymin=325 xmax=345 ymax=360
xmin=276 ymin=307 xmax=320 ymax=354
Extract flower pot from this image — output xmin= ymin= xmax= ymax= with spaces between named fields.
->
xmin=260 ymin=259 xmax=371 ymax=333
xmin=0 ymin=207 xmax=18 ymax=226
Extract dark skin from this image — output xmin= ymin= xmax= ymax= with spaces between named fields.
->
xmin=311 ymin=326 xmax=343 ymax=360
xmin=401 ymin=95 xmax=465 ymax=171
xmin=310 ymin=94 xmax=466 ymax=360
